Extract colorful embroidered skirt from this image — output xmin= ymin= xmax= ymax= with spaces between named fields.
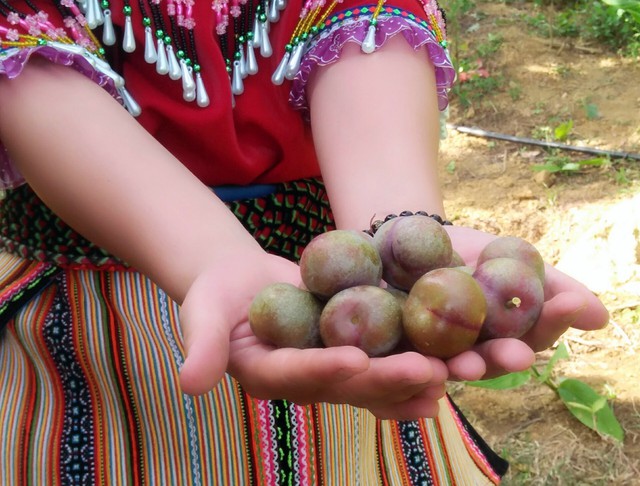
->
xmin=0 ymin=180 xmax=508 ymax=485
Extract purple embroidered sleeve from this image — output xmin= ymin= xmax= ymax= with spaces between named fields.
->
xmin=290 ymin=14 xmax=456 ymax=115
xmin=0 ymin=45 xmax=124 ymax=190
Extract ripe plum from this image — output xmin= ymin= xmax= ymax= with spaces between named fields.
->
xmin=249 ymin=283 xmax=324 ymax=349
xmin=403 ymin=268 xmax=487 ymax=359
xmin=319 ymin=285 xmax=403 ymax=357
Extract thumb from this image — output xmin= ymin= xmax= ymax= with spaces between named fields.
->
xmin=178 ymin=282 xmax=232 ymax=396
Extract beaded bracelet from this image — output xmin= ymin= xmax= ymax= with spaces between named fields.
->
xmin=364 ymin=210 xmax=453 ymax=236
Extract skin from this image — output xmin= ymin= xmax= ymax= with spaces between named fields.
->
xmin=0 ymin=37 xmax=609 ymax=421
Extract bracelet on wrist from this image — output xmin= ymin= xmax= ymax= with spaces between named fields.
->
xmin=364 ymin=210 xmax=452 ymax=236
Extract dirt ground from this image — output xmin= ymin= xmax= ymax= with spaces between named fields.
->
xmin=439 ymin=1 xmax=640 ymax=484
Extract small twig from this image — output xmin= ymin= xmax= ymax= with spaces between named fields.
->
xmin=608 ymin=319 xmax=635 ymax=350
xmin=564 ymin=335 xmax=604 ymax=348
xmin=609 ymin=301 xmax=640 ymax=313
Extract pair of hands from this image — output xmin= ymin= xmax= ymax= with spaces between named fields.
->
xmin=178 ymin=226 xmax=609 ymax=420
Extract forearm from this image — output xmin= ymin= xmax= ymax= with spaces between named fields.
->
xmin=0 ymin=61 xmax=263 ymax=303
xmin=308 ymin=36 xmax=445 ymax=231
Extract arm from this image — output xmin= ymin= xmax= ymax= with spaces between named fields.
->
xmin=308 ymin=37 xmax=608 ymax=383
xmin=0 ymin=59 xmax=448 ymax=418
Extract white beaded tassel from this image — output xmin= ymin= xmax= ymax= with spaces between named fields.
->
xmin=271 ymin=51 xmax=290 ymax=85
xmin=285 ymin=42 xmax=305 ymax=80
xmin=120 ymin=87 xmax=142 ymax=117
xmin=246 ymin=40 xmax=259 ymax=75
xmin=195 ymin=73 xmax=210 ymax=107
xmin=155 ymin=38 xmax=169 ymax=75
xmin=85 ymin=0 xmax=103 ymax=29
xmin=181 ymin=60 xmax=197 ymax=101
xmin=101 ymin=10 xmax=116 ymax=46
xmin=231 ymin=60 xmax=244 ymax=95
xmin=259 ymin=21 xmax=272 ymax=57
xmin=122 ymin=15 xmax=136 ymax=53
xmin=166 ymin=45 xmax=182 ymax=80
xmin=144 ymin=27 xmax=158 ymax=63
xmin=361 ymin=23 xmax=377 ymax=54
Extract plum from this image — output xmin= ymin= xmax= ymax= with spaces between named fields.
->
xmin=473 ymin=257 xmax=544 ymax=340
xmin=249 ymin=283 xmax=324 ymax=348
xmin=373 ymin=215 xmax=453 ymax=291
xmin=477 ymin=236 xmax=545 ymax=283
xmin=319 ymin=285 xmax=403 ymax=357
xmin=403 ymin=267 xmax=487 ymax=359
xmin=300 ymin=230 xmax=383 ymax=299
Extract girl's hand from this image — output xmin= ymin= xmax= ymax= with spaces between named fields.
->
xmin=178 ymin=251 xmax=448 ymax=420
xmin=442 ymin=226 xmax=609 ymax=381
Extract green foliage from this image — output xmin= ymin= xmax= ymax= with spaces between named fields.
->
xmin=521 ymin=0 xmax=640 ymax=56
xmin=466 ymin=343 xmax=625 ymax=442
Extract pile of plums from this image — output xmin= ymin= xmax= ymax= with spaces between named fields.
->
xmin=248 ymin=215 xmax=545 ymax=359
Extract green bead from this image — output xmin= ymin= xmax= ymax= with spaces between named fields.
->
xmin=259 ymin=13 xmax=267 ymax=22
xmin=247 ymin=31 xmax=254 ymax=40
xmin=285 ymin=43 xmax=293 ymax=53
xmin=37 ymin=38 xmax=47 ymax=46
xmin=123 ymin=5 xmax=132 ymax=15
xmin=101 ymin=0 xmax=109 ymax=8
xmin=155 ymin=29 xmax=164 ymax=39
xmin=292 ymin=36 xmax=299 ymax=44
xmin=164 ymin=35 xmax=171 ymax=44
xmin=193 ymin=64 xmax=201 ymax=72
xmin=143 ymin=17 xmax=151 ymax=27
xmin=185 ymin=58 xmax=192 ymax=66
xmin=371 ymin=18 xmax=378 ymax=26
xmin=238 ymin=35 xmax=245 ymax=43
xmin=301 ymin=32 xmax=309 ymax=41
xmin=226 ymin=66 xmax=232 ymax=73
xmin=177 ymin=50 xmax=186 ymax=59
xmin=234 ymin=51 xmax=241 ymax=60
xmin=98 ymin=47 xmax=105 ymax=55
xmin=310 ymin=26 xmax=319 ymax=35
xmin=441 ymin=40 xmax=448 ymax=48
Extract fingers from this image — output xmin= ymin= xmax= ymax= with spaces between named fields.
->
xmin=229 ymin=345 xmax=371 ymax=400
xmin=178 ymin=281 xmax=233 ymax=396
xmin=543 ymin=269 xmax=609 ymax=331
xmin=520 ymin=291 xmax=591 ymax=352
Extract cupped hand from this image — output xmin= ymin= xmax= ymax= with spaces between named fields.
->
xmin=443 ymin=225 xmax=609 ymax=381
xmin=177 ymin=250 xmax=448 ymax=420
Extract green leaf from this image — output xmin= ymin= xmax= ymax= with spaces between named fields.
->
xmin=539 ymin=342 xmax=570 ymax=382
xmin=557 ymin=379 xmax=625 ymax=442
xmin=465 ymin=370 xmax=532 ymax=390
xmin=560 ymin=162 xmax=581 ymax=171
xmin=554 ymin=120 xmax=574 ymax=142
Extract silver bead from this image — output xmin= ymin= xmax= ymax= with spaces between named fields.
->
xmin=259 ymin=22 xmax=272 ymax=57
xmin=231 ymin=60 xmax=244 ymax=95
xmin=362 ymin=24 xmax=377 ymax=54
xmin=166 ymin=45 xmax=182 ymax=80
xmin=195 ymin=72 xmax=210 ymax=108
xmin=101 ymin=10 xmax=116 ymax=46
xmin=271 ymin=51 xmax=289 ymax=86
xmin=144 ymin=27 xmax=157 ymax=63
xmin=122 ymin=16 xmax=136 ymax=53
xmin=156 ymin=39 xmax=169 ymax=75
xmin=181 ymin=60 xmax=196 ymax=101
xmin=238 ymin=45 xmax=247 ymax=78
xmin=85 ymin=0 xmax=103 ymax=29
xmin=267 ymin=0 xmax=280 ymax=22
xmin=120 ymin=87 xmax=142 ymax=117
xmin=285 ymin=42 xmax=305 ymax=80
xmin=277 ymin=0 xmax=287 ymax=10
xmin=246 ymin=40 xmax=259 ymax=75
xmin=252 ymin=16 xmax=262 ymax=49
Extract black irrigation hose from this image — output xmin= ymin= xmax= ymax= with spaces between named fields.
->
xmin=448 ymin=124 xmax=640 ymax=161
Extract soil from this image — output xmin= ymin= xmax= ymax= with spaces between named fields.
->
xmin=438 ymin=1 xmax=640 ymax=484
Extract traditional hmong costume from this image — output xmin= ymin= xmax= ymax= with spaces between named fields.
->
xmin=0 ymin=0 xmax=508 ymax=483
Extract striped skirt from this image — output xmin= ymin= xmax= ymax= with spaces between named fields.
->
xmin=0 ymin=181 xmax=507 ymax=485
